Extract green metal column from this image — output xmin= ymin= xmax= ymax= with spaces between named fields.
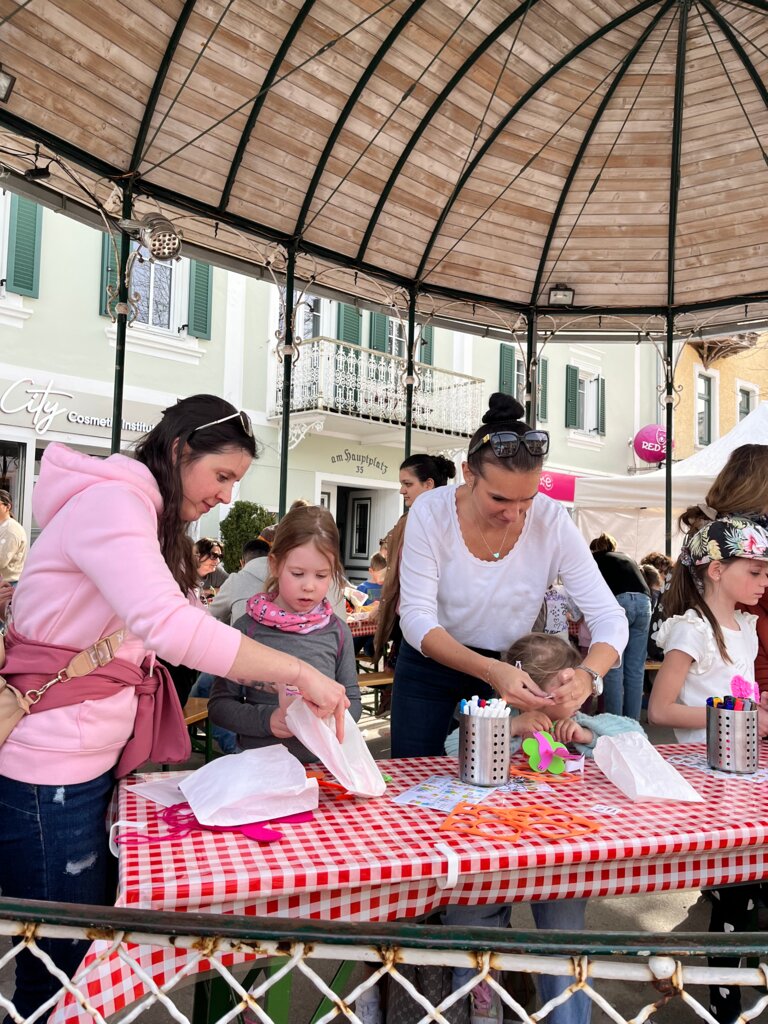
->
xmin=404 ymin=286 xmax=417 ymax=459
xmin=665 ymin=312 xmax=674 ymax=557
xmin=278 ymin=248 xmax=297 ymax=518
xmin=526 ymin=312 xmax=537 ymax=427
xmin=110 ymin=188 xmax=132 ymax=454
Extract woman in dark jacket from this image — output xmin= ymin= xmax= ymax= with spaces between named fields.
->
xmin=589 ymin=533 xmax=651 ymax=720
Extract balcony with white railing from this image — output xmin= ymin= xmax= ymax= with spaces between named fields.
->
xmin=269 ymin=338 xmax=484 ymax=438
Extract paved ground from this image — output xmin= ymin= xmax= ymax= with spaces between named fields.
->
xmin=0 ymin=711 xmax=752 ymax=1022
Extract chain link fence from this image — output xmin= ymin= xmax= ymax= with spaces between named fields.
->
xmin=1 ymin=898 xmax=767 ymax=1024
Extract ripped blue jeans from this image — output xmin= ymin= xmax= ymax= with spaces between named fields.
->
xmin=0 ymin=770 xmax=114 ymax=1022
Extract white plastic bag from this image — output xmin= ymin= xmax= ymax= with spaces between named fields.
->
xmin=594 ymin=732 xmax=703 ymax=803
xmin=285 ymin=699 xmax=386 ymax=798
xmin=179 ymin=746 xmax=319 ymax=825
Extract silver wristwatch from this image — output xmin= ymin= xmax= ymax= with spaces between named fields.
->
xmin=577 ymin=664 xmax=604 ymax=697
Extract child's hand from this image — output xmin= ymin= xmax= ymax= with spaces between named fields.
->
xmin=513 ymin=710 xmax=553 ymax=737
xmin=270 ymin=707 xmax=294 ymax=739
xmin=552 ymin=718 xmax=593 ymax=746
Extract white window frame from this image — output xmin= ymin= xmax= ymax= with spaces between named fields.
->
xmin=566 ymin=346 xmax=605 ymax=450
xmin=104 ymin=255 xmax=204 ymax=364
xmin=387 ymin=317 xmax=406 ymax=359
xmin=735 ymin=379 xmax=758 ymax=424
xmin=694 ymin=365 xmax=719 ymax=448
xmin=0 ymin=190 xmax=34 ymax=329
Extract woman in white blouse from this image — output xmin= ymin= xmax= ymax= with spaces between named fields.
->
xmin=391 ymin=393 xmax=628 ymax=758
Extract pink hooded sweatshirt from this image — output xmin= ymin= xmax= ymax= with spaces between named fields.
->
xmin=0 ymin=443 xmax=241 ymax=785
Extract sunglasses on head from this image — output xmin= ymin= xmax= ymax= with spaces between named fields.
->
xmin=191 ymin=409 xmax=253 ymax=438
xmin=467 ymin=429 xmax=550 ymax=459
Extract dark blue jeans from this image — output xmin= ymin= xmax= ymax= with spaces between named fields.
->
xmin=391 ymin=640 xmax=495 ymax=757
xmin=604 ymin=591 xmax=652 ymax=721
xmin=0 ymin=770 xmax=114 ymax=1021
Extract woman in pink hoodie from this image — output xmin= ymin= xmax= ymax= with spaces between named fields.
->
xmin=0 ymin=394 xmax=348 ymax=1019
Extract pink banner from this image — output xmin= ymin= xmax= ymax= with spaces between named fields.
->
xmin=538 ymin=470 xmax=577 ymax=503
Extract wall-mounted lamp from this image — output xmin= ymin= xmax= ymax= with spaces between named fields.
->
xmin=548 ymin=283 xmax=575 ymax=306
xmin=0 ymin=64 xmax=16 ymax=104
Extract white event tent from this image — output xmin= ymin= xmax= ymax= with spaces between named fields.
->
xmin=573 ymin=403 xmax=768 ymax=560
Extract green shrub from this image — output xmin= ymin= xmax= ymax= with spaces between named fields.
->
xmin=219 ymin=500 xmax=276 ymax=573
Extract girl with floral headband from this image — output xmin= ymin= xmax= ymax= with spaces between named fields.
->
xmin=648 ymin=513 xmax=768 ymax=1023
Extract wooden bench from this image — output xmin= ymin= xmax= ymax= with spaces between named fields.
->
xmin=357 ymin=670 xmax=394 ymax=717
xmin=182 ymin=697 xmax=213 ymax=762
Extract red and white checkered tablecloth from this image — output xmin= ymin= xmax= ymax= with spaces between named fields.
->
xmin=347 ymin=617 xmax=376 ymax=638
xmin=52 ymin=747 xmax=768 ymax=1022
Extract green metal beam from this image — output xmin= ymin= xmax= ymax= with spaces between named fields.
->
xmin=292 ymin=0 xmax=429 ymax=238
xmin=412 ymin=0 xmax=665 ymax=283
xmin=666 ymin=0 xmax=689 ymax=309
xmin=130 ymin=0 xmax=199 ymax=171
xmin=219 ymin=0 xmax=320 ymax=212
xmin=278 ymin=248 xmax=297 ymax=518
xmin=530 ymin=0 xmax=675 ymax=308
xmin=700 ymin=0 xmax=768 ymax=111
xmin=110 ymin=188 xmax=133 ymax=454
xmin=356 ymin=0 xmax=546 ymax=263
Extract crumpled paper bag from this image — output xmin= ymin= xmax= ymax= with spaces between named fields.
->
xmin=179 ymin=745 xmax=319 ymax=825
xmin=593 ymin=732 xmax=703 ymax=803
xmin=286 ymin=699 xmax=386 ymax=798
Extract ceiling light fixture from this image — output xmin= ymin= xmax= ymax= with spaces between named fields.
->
xmin=0 ymin=64 xmax=16 ymax=104
xmin=118 ymin=213 xmax=183 ymax=261
xmin=548 ymin=283 xmax=575 ymax=306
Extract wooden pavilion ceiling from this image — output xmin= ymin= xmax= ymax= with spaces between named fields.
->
xmin=0 ymin=0 xmax=766 ymax=332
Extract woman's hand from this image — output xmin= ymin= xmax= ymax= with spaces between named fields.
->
xmin=270 ymin=707 xmax=294 ymax=739
xmin=547 ymin=667 xmax=592 ymax=712
xmin=294 ymin=662 xmax=350 ymax=739
xmin=552 ymin=718 xmax=593 ymax=746
xmin=513 ymin=709 xmax=553 ymax=738
xmin=487 ymin=660 xmax=551 ymax=710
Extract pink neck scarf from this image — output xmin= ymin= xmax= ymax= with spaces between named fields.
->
xmin=246 ymin=592 xmax=333 ymax=634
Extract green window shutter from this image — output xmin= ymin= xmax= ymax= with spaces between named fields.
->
xmin=598 ymin=376 xmax=606 ymax=436
xmin=499 ymin=343 xmax=516 ymax=395
xmin=420 ymin=325 xmax=434 ymax=365
xmin=337 ymin=302 xmax=361 ymax=344
xmin=99 ymin=233 xmax=119 ymax=316
xmin=565 ymin=364 xmax=579 ymax=428
xmin=7 ymin=195 xmax=42 ymax=298
xmin=370 ymin=311 xmax=388 ymax=351
xmin=188 ymin=260 xmax=212 ymax=339
xmin=537 ymin=357 xmax=548 ymax=421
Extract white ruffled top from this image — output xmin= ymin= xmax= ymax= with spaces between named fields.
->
xmin=654 ymin=609 xmax=758 ymax=742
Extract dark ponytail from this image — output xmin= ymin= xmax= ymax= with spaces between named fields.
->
xmin=399 ymin=453 xmax=456 ymax=488
xmin=467 ymin=393 xmax=544 ymax=474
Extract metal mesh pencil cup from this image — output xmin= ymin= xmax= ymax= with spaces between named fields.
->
xmin=458 ymin=715 xmax=510 ymax=786
xmin=706 ymin=704 xmax=758 ymax=774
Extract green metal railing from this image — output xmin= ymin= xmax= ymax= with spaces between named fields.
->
xmin=1 ymin=898 xmax=767 ymax=1024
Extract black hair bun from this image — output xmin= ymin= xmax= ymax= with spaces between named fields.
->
xmin=432 ymin=455 xmax=457 ymax=480
xmin=482 ymin=392 xmax=525 ymax=426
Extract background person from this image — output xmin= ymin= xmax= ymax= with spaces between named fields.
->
xmin=392 ymin=393 xmax=627 ymax=760
xmin=373 ymin=453 xmax=456 ymax=670
xmin=0 ymin=487 xmax=28 ymax=597
xmin=648 ymin=514 xmax=768 ymax=1023
xmin=588 ymin=534 xmax=651 ymax=721
xmin=0 ymin=395 xmax=348 ymax=1020
xmin=194 ymin=536 xmax=228 ymax=602
xmin=675 ymin=443 xmax=768 ymax=694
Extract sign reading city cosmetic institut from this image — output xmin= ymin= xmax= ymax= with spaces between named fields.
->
xmin=0 ymin=376 xmax=158 ymax=437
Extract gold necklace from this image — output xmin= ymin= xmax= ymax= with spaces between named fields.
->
xmin=471 ymin=494 xmax=512 ymax=560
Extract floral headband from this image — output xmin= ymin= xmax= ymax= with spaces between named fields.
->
xmin=679 ymin=515 xmax=768 ymax=570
